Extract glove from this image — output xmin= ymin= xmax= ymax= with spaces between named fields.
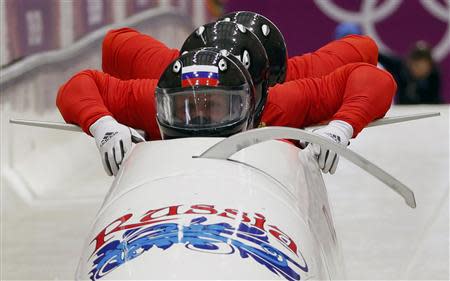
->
xmin=89 ymin=116 xmax=145 ymax=176
xmin=306 ymin=120 xmax=353 ymax=174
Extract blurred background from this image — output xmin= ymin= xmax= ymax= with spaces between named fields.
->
xmin=2 ymin=0 xmax=450 ymax=102
xmin=1 ymin=0 xmax=449 ymax=280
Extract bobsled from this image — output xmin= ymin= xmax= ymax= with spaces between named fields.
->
xmin=75 ymin=133 xmax=345 ymax=280
xmin=11 ymin=118 xmax=432 ymax=280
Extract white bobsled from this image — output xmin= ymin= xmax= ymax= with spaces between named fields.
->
xmin=75 ymin=136 xmax=345 ymax=280
xmin=12 ymin=117 xmax=430 ymax=280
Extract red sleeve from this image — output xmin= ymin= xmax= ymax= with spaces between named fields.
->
xmin=102 ymin=27 xmax=180 ymax=80
xmin=56 ymin=70 xmax=161 ymax=140
xmin=261 ymin=63 xmax=396 ymax=137
xmin=285 ymin=35 xmax=378 ymax=81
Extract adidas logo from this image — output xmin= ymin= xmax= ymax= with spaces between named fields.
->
xmin=100 ymin=132 xmax=118 ymax=147
xmin=325 ymin=133 xmax=341 ymax=143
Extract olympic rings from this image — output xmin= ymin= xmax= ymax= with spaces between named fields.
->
xmin=314 ymin=0 xmax=450 ymax=61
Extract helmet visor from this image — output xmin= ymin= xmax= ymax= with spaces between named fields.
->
xmin=156 ymin=86 xmax=251 ymax=129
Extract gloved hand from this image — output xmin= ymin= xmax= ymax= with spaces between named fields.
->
xmin=306 ymin=120 xmax=353 ymax=174
xmin=89 ymin=116 xmax=145 ymax=176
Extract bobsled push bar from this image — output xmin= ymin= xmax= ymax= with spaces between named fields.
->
xmin=9 ymin=119 xmax=145 ymax=143
xmin=305 ymin=112 xmax=440 ymax=130
xmin=10 ymin=112 xmax=440 ymax=208
xmin=199 ymin=111 xmax=438 ymax=208
xmin=10 ymin=112 xmax=440 ymax=133
xmin=198 ymin=126 xmax=418 ymax=208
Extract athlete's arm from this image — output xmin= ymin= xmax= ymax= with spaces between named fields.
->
xmin=102 ymin=27 xmax=180 ymax=80
xmin=285 ymin=35 xmax=379 ymax=81
xmin=262 ymin=62 xmax=396 ymax=137
xmin=56 ymin=69 xmax=161 ymax=139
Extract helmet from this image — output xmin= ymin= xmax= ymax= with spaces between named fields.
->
xmin=181 ymin=21 xmax=269 ymax=127
xmin=156 ymin=48 xmax=256 ymax=139
xmin=218 ymin=11 xmax=288 ymax=86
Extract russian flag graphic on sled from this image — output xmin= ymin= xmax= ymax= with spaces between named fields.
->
xmin=182 ymin=65 xmax=219 ymax=87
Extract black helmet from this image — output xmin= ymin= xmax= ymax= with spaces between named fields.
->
xmin=181 ymin=21 xmax=269 ymax=127
xmin=156 ymin=48 xmax=256 ymax=139
xmin=219 ymin=11 xmax=288 ymax=86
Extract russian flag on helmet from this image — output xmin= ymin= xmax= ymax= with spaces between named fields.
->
xmin=181 ymin=65 xmax=219 ymax=87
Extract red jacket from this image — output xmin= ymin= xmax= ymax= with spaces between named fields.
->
xmin=57 ymin=29 xmax=395 ymax=140
xmin=101 ymin=27 xmax=378 ymax=81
